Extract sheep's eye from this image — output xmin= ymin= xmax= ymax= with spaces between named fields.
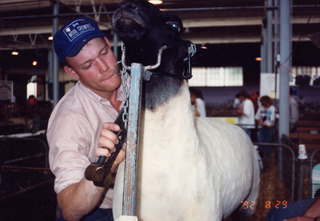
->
xmin=166 ymin=22 xmax=181 ymax=33
xmin=170 ymin=23 xmax=178 ymax=29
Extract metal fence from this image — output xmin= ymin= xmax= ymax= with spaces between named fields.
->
xmin=254 ymin=141 xmax=296 ymax=202
xmin=0 ymin=133 xmax=53 ymax=201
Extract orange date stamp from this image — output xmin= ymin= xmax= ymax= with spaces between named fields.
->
xmin=241 ymin=200 xmax=288 ymax=210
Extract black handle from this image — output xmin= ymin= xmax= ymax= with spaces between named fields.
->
xmin=96 ymin=156 xmax=107 ymax=164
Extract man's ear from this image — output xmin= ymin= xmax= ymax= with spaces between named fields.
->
xmin=103 ymin=37 xmax=112 ymax=47
xmin=64 ymin=65 xmax=79 ymax=80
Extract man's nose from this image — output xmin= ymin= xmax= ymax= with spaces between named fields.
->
xmin=96 ymin=57 xmax=109 ymax=72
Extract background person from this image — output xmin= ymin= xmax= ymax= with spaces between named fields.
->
xmin=47 ymin=17 xmax=125 ymax=221
xmin=255 ymin=95 xmax=276 ymax=160
xmin=289 ymin=95 xmax=299 ymax=132
xmin=190 ymin=88 xmax=207 ymax=117
xmin=236 ymin=89 xmax=255 ymax=138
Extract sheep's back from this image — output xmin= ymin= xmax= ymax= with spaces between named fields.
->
xmin=195 ymin=117 xmax=259 ymax=217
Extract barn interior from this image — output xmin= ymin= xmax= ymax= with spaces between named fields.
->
xmin=0 ymin=0 xmax=320 ymax=220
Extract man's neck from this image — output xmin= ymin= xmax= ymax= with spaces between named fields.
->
xmin=80 ymin=82 xmax=122 ymax=111
xmin=109 ymin=91 xmax=122 ymax=111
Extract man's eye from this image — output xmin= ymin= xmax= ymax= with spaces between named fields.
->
xmin=82 ymin=63 xmax=92 ymax=69
xmin=101 ymin=49 xmax=108 ymax=55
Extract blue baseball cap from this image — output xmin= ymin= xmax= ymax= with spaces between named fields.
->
xmin=53 ymin=17 xmax=106 ymax=64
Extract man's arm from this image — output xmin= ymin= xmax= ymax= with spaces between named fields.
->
xmin=58 ymin=149 xmax=125 ymax=221
xmin=304 ymin=199 xmax=320 ymax=219
xmin=285 ymin=199 xmax=320 ymax=221
xmin=57 ymin=179 xmax=106 ymax=221
xmin=55 ymin=122 xmax=125 ymax=221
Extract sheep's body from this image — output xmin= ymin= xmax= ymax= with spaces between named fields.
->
xmin=113 ymin=82 xmax=260 ymax=221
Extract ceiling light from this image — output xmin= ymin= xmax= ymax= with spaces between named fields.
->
xmin=32 ymin=60 xmax=38 ymax=66
xmin=255 ymin=57 xmax=262 ymax=61
xmin=48 ymin=36 xmax=53 ymax=40
xmin=148 ymin=0 xmax=163 ymax=5
xmin=201 ymin=44 xmax=208 ymax=49
xmin=11 ymin=50 xmax=19 ymax=56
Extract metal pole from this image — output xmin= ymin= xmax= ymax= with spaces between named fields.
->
xmin=261 ymin=18 xmax=267 ymax=73
xmin=52 ymin=0 xmax=60 ymax=105
xmin=266 ymin=0 xmax=273 ymax=73
xmin=274 ymin=0 xmax=282 ymax=179
xmin=279 ymin=0 xmax=291 ymax=139
xmin=122 ymin=63 xmax=143 ymax=217
xmin=113 ymin=33 xmax=119 ymax=60
xmin=278 ymin=0 xmax=292 ymax=180
xmin=273 ymin=0 xmax=280 ymax=74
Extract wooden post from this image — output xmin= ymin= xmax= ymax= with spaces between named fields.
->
xmin=122 ymin=63 xmax=144 ymax=217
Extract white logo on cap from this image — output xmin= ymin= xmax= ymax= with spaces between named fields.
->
xmin=63 ymin=19 xmax=95 ymax=42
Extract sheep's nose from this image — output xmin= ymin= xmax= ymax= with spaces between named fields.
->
xmin=126 ymin=2 xmax=138 ymax=11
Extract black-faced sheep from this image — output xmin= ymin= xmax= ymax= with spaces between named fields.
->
xmin=112 ymin=1 xmax=260 ymax=220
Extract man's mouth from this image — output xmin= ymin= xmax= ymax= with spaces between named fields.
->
xmin=101 ymin=73 xmax=115 ymax=82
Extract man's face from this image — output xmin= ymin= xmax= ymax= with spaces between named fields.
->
xmin=261 ymin=101 xmax=271 ymax=108
xmin=66 ymin=37 xmax=121 ymax=98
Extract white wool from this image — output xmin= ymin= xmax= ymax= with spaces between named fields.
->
xmin=113 ymin=82 xmax=260 ymax=221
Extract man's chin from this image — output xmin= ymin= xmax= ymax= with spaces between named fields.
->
xmin=102 ymin=75 xmax=121 ymax=89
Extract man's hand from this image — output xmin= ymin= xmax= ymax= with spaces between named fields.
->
xmin=97 ymin=122 xmax=125 ymax=172
xmin=257 ymin=119 xmax=264 ymax=126
xmin=97 ymin=122 xmax=120 ymax=157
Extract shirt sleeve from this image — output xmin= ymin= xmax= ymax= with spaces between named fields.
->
xmin=47 ymin=111 xmax=92 ymax=194
xmin=196 ymin=98 xmax=206 ymax=117
xmin=264 ymin=106 xmax=276 ymax=127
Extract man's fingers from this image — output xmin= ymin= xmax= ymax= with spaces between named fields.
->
xmin=100 ymin=129 xmax=119 ymax=145
xmin=103 ymin=122 xmax=120 ymax=132
xmin=98 ymin=136 xmax=116 ymax=151
xmin=96 ymin=147 xmax=112 ymax=157
xmin=96 ymin=122 xmax=121 ymax=157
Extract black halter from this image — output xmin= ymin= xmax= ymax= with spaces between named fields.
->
xmin=143 ymin=42 xmax=196 ymax=81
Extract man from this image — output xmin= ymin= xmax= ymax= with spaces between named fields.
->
xmin=235 ymin=90 xmax=255 ymax=138
xmin=255 ymin=95 xmax=276 ymax=160
xmin=189 ymin=88 xmax=206 ymax=117
xmin=289 ymin=90 xmax=299 ymax=132
xmin=47 ymin=17 xmax=125 ymax=221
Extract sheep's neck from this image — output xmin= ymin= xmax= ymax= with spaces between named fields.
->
xmin=142 ymin=81 xmax=197 ymax=144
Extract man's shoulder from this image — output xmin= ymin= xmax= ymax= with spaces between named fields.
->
xmin=54 ymin=84 xmax=86 ymax=112
xmin=48 ymin=86 xmax=87 ymax=124
xmin=244 ymin=99 xmax=254 ymax=107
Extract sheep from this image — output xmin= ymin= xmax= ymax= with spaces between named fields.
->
xmin=112 ymin=0 xmax=260 ymax=220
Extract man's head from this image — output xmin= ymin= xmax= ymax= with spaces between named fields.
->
xmin=54 ymin=17 xmax=121 ymax=99
xmin=238 ymin=90 xmax=249 ymax=101
xmin=260 ymin=95 xmax=272 ymax=108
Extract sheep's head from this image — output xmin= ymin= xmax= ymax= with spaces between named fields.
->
xmin=112 ymin=0 xmax=162 ymax=42
xmin=112 ymin=0 xmax=190 ymax=76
